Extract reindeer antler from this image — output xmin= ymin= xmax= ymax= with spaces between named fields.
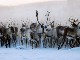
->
xmin=75 ymin=19 xmax=78 ymax=22
xmin=69 ymin=18 xmax=73 ymax=23
xmin=45 ymin=11 xmax=50 ymax=21
xmin=36 ymin=10 xmax=41 ymax=25
xmin=46 ymin=21 xmax=54 ymax=27
xmin=45 ymin=11 xmax=54 ymax=27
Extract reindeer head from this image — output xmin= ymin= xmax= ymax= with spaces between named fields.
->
xmin=68 ymin=18 xmax=79 ymax=28
xmin=30 ymin=23 xmax=37 ymax=32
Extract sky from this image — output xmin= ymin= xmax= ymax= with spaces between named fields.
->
xmin=0 ymin=0 xmax=67 ymax=6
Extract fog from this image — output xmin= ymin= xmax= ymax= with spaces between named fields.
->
xmin=0 ymin=1 xmax=80 ymax=27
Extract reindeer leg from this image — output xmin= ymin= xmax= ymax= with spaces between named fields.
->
xmin=26 ymin=38 xmax=27 ymax=48
xmin=32 ymin=41 xmax=33 ymax=49
xmin=59 ymin=39 xmax=65 ymax=49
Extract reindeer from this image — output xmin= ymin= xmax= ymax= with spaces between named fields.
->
xmin=8 ymin=23 xmax=18 ymax=47
xmin=0 ymin=24 xmax=11 ymax=48
xmin=36 ymin=10 xmax=48 ymax=48
xmin=29 ymin=23 xmax=40 ymax=49
xmin=57 ymin=18 xmax=80 ymax=49
xmin=20 ymin=23 xmax=29 ymax=47
xmin=63 ymin=18 xmax=80 ymax=48
xmin=29 ymin=10 xmax=51 ymax=48
xmin=36 ymin=10 xmax=56 ymax=48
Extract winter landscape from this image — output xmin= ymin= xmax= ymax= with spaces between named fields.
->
xmin=0 ymin=47 xmax=80 ymax=60
xmin=0 ymin=0 xmax=80 ymax=60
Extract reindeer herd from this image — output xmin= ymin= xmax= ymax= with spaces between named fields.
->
xmin=0 ymin=10 xmax=80 ymax=49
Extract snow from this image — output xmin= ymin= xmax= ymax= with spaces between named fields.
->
xmin=0 ymin=47 xmax=80 ymax=60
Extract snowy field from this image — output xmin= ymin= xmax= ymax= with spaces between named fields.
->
xmin=0 ymin=47 xmax=80 ymax=60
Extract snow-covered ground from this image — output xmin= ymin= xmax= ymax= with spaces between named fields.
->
xmin=0 ymin=47 xmax=80 ymax=60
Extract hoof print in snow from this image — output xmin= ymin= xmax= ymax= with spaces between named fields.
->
xmin=16 ymin=46 xmax=25 ymax=49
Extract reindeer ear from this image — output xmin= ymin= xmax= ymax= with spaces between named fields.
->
xmin=41 ymin=25 xmax=43 ymax=28
xmin=76 ymin=19 xmax=78 ymax=21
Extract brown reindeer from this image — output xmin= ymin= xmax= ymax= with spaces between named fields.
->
xmin=0 ymin=25 xmax=11 ymax=48
xmin=58 ymin=18 xmax=80 ymax=49
xmin=63 ymin=18 xmax=80 ymax=47
xmin=56 ymin=25 xmax=69 ymax=49
xmin=63 ymin=18 xmax=80 ymax=39
xmin=8 ymin=23 xmax=18 ymax=47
